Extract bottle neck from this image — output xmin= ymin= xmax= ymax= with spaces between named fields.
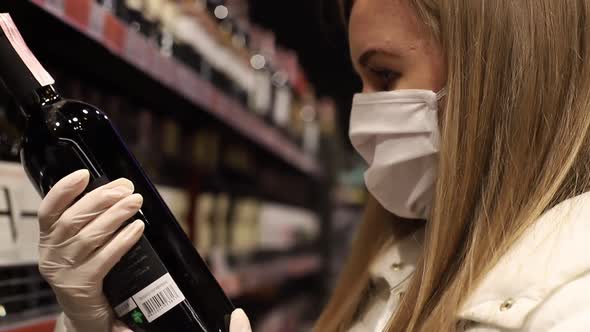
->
xmin=20 ymin=85 xmax=62 ymax=118
xmin=0 ymin=14 xmax=57 ymax=114
xmin=36 ymin=85 xmax=61 ymax=107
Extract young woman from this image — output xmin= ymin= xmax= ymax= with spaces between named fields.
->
xmin=43 ymin=0 xmax=590 ymax=331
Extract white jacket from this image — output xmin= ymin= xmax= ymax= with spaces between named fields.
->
xmin=349 ymin=192 xmax=590 ymax=331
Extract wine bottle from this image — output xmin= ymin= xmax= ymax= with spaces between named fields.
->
xmin=0 ymin=14 xmax=234 ymax=332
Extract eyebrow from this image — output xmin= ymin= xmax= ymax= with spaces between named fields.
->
xmin=358 ymin=48 xmax=400 ymax=68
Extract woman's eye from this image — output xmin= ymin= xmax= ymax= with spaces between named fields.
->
xmin=369 ymin=68 xmax=400 ymax=91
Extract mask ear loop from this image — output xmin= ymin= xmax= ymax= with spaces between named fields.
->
xmin=436 ymin=88 xmax=447 ymax=100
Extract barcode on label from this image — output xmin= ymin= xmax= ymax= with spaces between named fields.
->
xmin=141 ymin=285 xmax=180 ymax=316
xmin=132 ymin=273 xmax=185 ymax=322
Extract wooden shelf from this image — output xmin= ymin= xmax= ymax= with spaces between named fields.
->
xmin=0 ymin=314 xmax=58 ymax=332
xmin=2 ymin=0 xmax=321 ymax=178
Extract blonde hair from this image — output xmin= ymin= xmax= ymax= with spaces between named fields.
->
xmin=315 ymin=0 xmax=590 ymax=331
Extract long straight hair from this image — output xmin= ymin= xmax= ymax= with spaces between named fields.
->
xmin=315 ymin=0 xmax=590 ymax=331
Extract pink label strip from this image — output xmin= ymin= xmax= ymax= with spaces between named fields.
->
xmin=0 ymin=13 xmax=54 ymax=86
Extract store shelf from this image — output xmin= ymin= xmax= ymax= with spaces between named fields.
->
xmin=5 ymin=0 xmax=321 ymax=178
xmin=216 ymin=254 xmax=321 ymax=298
xmin=0 ymin=314 xmax=57 ymax=332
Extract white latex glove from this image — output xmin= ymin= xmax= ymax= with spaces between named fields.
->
xmin=41 ymin=170 xmax=253 ymax=332
xmin=230 ymin=309 xmax=252 ymax=332
xmin=38 ymin=169 xmax=144 ymax=332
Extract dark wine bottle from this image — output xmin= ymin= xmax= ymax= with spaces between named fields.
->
xmin=0 ymin=13 xmax=234 ymax=332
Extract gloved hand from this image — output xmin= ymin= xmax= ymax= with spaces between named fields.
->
xmin=38 ymin=169 xmax=144 ymax=332
xmin=230 ymin=309 xmax=252 ymax=332
xmin=39 ymin=170 xmax=253 ymax=332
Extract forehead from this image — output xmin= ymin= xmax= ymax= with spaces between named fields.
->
xmin=348 ymin=0 xmax=428 ymax=58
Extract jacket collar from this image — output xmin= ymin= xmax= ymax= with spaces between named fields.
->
xmin=369 ymin=228 xmax=425 ymax=289
xmin=457 ymin=191 xmax=590 ymax=328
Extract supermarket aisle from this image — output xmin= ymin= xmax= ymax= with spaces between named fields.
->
xmin=0 ymin=1 xmax=365 ymax=331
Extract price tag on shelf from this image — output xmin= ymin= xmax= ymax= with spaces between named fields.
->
xmin=186 ymin=72 xmax=200 ymax=105
xmin=203 ymin=81 xmax=219 ymax=112
xmin=0 ymin=162 xmax=41 ymax=266
xmin=87 ymin=2 xmax=106 ymax=41
xmin=228 ymin=106 xmax=246 ymax=135
xmin=236 ymin=105 xmax=256 ymax=137
xmin=143 ymin=44 xmax=156 ymax=74
xmin=193 ymin=77 xmax=211 ymax=109
xmin=272 ymin=131 xmax=288 ymax=157
xmin=146 ymin=43 xmax=163 ymax=80
xmin=44 ymin=0 xmax=65 ymax=16
xmin=253 ymin=124 xmax=269 ymax=147
xmin=123 ymin=28 xmax=139 ymax=66
xmin=124 ymin=28 xmax=149 ymax=70
xmin=64 ymin=0 xmax=92 ymax=29
xmin=103 ymin=12 xmax=126 ymax=54
xmin=226 ymin=99 xmax=239 ymax=120
xmin=238 ymin=110 xmax=257 ymax=134
xmin=174 ymin=63 xmax=193 ymax=101
xmin=217 ymin=94 xmax=233 ymax=120
xmin=233 ymin=99 xmax=245 ymax=116
xmin=152 ymin=53 xmax=175 ymax=88
xmin=167 ymin=61 xmax=179 ymax=92
xmin=161 ymin=57 xmax=176 ymax=88
xmin=211 ymin=89 xmax=225 ymax=118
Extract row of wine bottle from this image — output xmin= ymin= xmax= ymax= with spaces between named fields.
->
xmin=92 ymin=0 xmax=325 ymax=155
xmin=0 ymin=62 xmax=319 ymax=206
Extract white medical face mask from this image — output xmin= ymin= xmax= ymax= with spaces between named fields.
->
xmin=349 ymin=89 xmax=445 ymax=220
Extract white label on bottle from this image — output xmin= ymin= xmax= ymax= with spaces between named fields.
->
xmin=252 ymin=71 xmax=271 ymax=115
xmin=0 ymin=14 xmax=55 ymax=86
xmin=114 ymin=298 xmax=138 ymax=317
xmin=132 ymin=273 xmax=186 ymax=323
xmin=273 ymin=87 xmax=292 ymax=127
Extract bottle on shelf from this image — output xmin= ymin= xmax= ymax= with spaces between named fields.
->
xmin=133 ymin=108 xmax=161 ymax=181
xmin=229 ymin=197 xmax=260 ymax=257
xmin=249 ymin=64 xmax=273 ymax=120
xmin=96 ymin=0 xmax=120 ymax=14
xmin=194 ymin=192 xmax=215 ymax=257
xmin=156 ymin=184 xmax=191 ymax=236
xmin=271 ymin=70 xmax=293 ymax=131
xmin=295 ymin=93 xmax=321 ymax=154
xmin=143 ymin=0 xmax=164 ymax=46
xmin=170 ymin=2 xmax=204 ymax=74
xmin=119 ymin=0 xmax=150 ymax=35
xmin=247 ymin=27 xmax=275 ymax=123
xmin=0 ymin=14 xmax=233 ymax=331
xmin=159 ymin=0 xmax=179 ymax=57
xmin=213 ymin=192 xmax=231 ymax=254
xmin=187 ymin=126 xmax=221 ymax=254
xmin=161 ymin=116 xmax=181 ymax=159
xmin=288 ymin=95 xmax=304 ymax=146
xmin=0 ymin=87 xmax=21 ymax=162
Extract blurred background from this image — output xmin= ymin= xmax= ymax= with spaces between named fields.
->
xmin=0 ymin=0 xmax=369 ymax=331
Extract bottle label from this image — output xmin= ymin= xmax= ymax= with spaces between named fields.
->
xmin=131 ymin=273 xmax=186 ymax=322
xmin=114 ymin=297 xmax=137 ymax=317
xmin=0 ymin=14 xmax=55 ymax=86
xmin=105 ymin=234 xmax=187 ymax=324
